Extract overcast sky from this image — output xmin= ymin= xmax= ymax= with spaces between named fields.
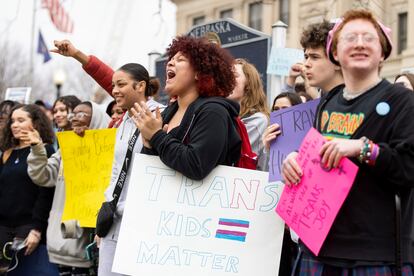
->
xmin=1 ymin=0 xmax=176 ymax=65
xmin=0 ymin=0 xmax=176 ymax=101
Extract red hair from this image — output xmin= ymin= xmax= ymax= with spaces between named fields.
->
xmin=331 ymin=9 xmax=391 ymax=62
xmin=166 ymin=36 xmax=235 ymax=97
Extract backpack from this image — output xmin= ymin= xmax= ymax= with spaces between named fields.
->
xmin=234 ymin=117 xmax=258 ymax=170
xmin=182 ymin=97 xmax=258 ymax=170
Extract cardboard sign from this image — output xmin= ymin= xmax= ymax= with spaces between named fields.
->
xmin=269 ymin=99 xmax=320 ymax=182
xmin=4 ymin=87 xmax=31 ymax=103
xmin=57 ymin=129 xmax=116 ymax=227
xmin=276 ymin=128 xmax=358 ymax=255
xmin=113 ymin=154 xmax=285 ymax=276
xmin=267 ymin=48 xmax=304 ymax=76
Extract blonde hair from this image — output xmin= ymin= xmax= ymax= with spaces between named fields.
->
xmin=235 ymin=58 xmax=270 ymax=118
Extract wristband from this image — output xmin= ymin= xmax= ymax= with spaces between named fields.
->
xmin=358 ymin=136 xmax=378 ymax=166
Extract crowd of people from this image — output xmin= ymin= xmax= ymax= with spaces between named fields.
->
xmin=0 ymin=8 xmax=413 ymax=276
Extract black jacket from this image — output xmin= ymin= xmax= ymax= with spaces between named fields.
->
xmin=143 ymin=96 xmax=241 ymax=180
xmin=310 ymin=80 xmax=414 ymax=264
xmin=0 ymin=145 xmax=55 ymax=243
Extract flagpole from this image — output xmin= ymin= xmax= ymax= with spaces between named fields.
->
xmin=29 ymin=0 xmax=37 ymax=86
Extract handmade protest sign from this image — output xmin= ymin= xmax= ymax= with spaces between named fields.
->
xmin=57 ymin=128 xmax=116 ymax=227
xmin=267 ymin=48 xmax=304 ymax=76
xmin=268 ymin=99 xmax=320 ymax=182
xmin=276 ymin=128 xmax=358 ymax=255
xmin=113 ymin=154 xmax=285 ymax=276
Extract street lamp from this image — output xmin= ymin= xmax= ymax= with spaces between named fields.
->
xmin=53 ymin=69 xmax=66 ymax=100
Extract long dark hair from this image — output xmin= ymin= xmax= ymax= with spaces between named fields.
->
xmin=272 ymin=92 xmax=303 ymax=111
xmin=1 ymin=104 xmax=55 ymax=150
xmin=52 ymin=95 xmax=81 ymax=114
xmin=52 ymin=95 xmax=81 ymax=130
xmin=0 ymin=100 xmax=17 ymax=116
xmin=117 ymin=64 xmax=158 ymax=97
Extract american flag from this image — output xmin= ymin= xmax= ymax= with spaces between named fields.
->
xmin=42 ymin=0 xmax=74 ymax=33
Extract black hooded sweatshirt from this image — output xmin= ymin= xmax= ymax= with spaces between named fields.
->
xmin=142 ymin=96 xmax=242 ymax=180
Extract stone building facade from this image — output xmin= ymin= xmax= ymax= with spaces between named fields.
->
xmin=171 ymin=0 xmax=414 ymax=79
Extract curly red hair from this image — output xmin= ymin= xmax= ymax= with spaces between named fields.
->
xmin=166 ymin=36 xmax=235 ymax=97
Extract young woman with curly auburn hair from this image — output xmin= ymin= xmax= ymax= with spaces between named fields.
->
xmin=164 ymin=35 xmax=236 ymax=98
xmin=228 ymin=58 xmax=269 ymax=171
xmin=132 ymin=35 xmax=241 ymax=180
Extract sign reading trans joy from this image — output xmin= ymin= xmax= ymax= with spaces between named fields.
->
xmin=155 ymin=19 xmax=270 ymax=104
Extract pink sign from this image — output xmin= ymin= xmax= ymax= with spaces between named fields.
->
xmin=275 ymin=128 xmax=358 ymax=255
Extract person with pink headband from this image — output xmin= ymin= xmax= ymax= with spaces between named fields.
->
xmin=282 ymin=9 xmax=414 ymax=275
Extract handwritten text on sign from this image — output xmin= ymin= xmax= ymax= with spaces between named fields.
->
xmin=57 ymin=129 xmax=116 ymax=227
xmin=113 ymin=154 xmax=285 ymax=276
xmin=276 ymin=128 xmax=358 ymax=255
xmin=269 ymin=99 xmax=320 ymax=182
xmin=267 ymin=48 xmax=304 ymax=76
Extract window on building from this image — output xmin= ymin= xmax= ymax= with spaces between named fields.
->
xmin=249 ymin=2 xmax=262 ymax=30
xmin=193 ymin=16 xmax=205 ymax=26
xmin=279 ymin=0 xmax=289 ymax=24
xmin=220 ymin=9 xmax=233 ymax=19
xmin=398 ymin=12 xmax=407 ymax=54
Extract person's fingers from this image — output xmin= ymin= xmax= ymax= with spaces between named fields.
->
xmin=281 ymin=173 xmax=291 ymax=187
xmin=333 ymin=149 xmax=343 ymax=168
xmin=25 ymin=245 xmax=31 ymax=255
xmin=50 ymin=48 xmax=60 ymax=53
xmin=24 ymin=238 xmax=33 ymax=255
xmin=130 ymin=105 xmax=140 ymax=118
xmin=140 ymin=101 xmax=151 ymax=116
xmin=265 ymin=132 xmax=278 ymax=144
xmin=133 ymin=102 xmax=144 ymax=116
xmin=320 ymin=142 xmax=333 ymax=165
xmin=282 ymin=162 xmax=298 ymax=185
xmin=289 ymin=158 xmax=303 ymax=177
xmin=325 ymin=146 xmax=338 ymax=169
xmin=74 ymin=128 xmax=85 ymax=137
xmin=155 ymin=107 xmax=161 ymax=120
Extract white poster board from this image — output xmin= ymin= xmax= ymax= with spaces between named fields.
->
xmin=4 ymin=87 xmax=31 ymax=104
xmin=113 ymin=154 xmax=285 ymax=276
xmin=266 ymin=48 xmax=304 ymax=76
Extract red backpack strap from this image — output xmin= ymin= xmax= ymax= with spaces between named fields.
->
xmin=234 ymin=117 xmax=258 ymax=170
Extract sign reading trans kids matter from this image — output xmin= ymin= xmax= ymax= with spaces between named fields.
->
xmin=113 ymin=154 xmax=285 ymax=276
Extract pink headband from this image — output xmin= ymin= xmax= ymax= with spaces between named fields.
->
xmin=326 ymin=17 xmax=393 ymax=65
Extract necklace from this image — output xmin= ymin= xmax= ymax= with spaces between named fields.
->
xmin=342 ymin=80 xmax=381 ymax=101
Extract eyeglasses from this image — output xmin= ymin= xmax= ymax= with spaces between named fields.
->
xmin=67 ymin=112 xmax=91 ymax=121
xmin=340 ymin=33 xmax=378 ymax=44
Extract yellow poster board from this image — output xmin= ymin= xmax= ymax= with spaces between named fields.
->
xmin=57 ymin=128 xmax=116 ymax=227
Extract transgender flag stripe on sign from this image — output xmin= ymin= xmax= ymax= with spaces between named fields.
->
xmin=215 ymin=218 xmax=249 ymax=242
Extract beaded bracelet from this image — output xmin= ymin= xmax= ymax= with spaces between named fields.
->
xmin=358 ymin=136 xmax=379 ymax=166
